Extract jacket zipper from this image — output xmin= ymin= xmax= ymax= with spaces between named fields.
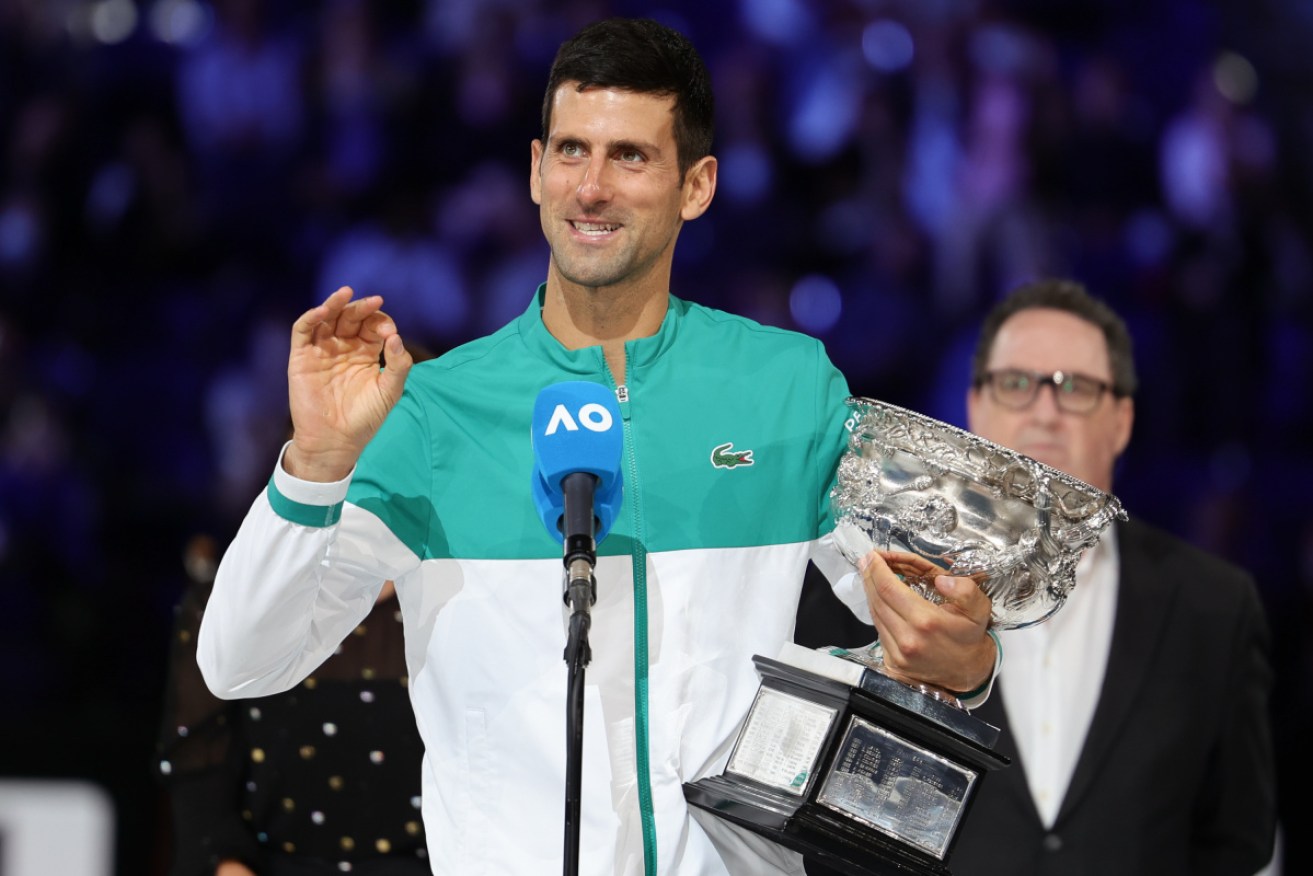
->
xmin=610 ymin=378 xmax=657 ymax=875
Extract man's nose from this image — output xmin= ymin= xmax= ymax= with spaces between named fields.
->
xmin=577 ymin=157 xmax=611 ymax=204
xmin=1029 ymin=382 xmax=1064 ymax=419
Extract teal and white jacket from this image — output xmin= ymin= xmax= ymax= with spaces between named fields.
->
xmin=199 ymin=288 xmax=872 ymax=875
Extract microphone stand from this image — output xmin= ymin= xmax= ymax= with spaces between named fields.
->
xmin=561 ymin=473 xmax=598 ymax=876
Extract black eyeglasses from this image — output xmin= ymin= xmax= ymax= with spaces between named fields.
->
xmin=979 ymin=369 xmax=1118 ymax=414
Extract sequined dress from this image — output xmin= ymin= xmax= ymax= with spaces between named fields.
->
xmin=156 ymin=578 xmax=430 ymax=875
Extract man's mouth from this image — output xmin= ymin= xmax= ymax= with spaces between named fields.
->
xmin=571 ymin=220 xmax=620 ymax=235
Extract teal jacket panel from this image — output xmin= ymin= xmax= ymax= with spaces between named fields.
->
xmin=347 ymin=288 xmax=851 ymax=561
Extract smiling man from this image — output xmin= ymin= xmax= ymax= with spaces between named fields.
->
xmin=952 ymin=278 xmax=1276 ymax=876
xmin=530 ymin=78 xmax=715 ymax=383
xmin=196 ymin=18 xmax=999 ymax=876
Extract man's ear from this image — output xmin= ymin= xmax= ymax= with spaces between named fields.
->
xmin=1113 ymin=396 xmax=1134 ymax=457
xmin=680 ymin=155 xmax=717 ymax=221
xmin=530 ymin=139 xmax=544 ymax=206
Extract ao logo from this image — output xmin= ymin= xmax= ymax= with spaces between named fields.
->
xmin=545 ymin=402 xmax=614 ymax=435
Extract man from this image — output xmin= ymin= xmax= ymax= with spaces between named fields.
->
xmin=197 ymin=19 xmax=998 ymax=876
xmin=950 ymin=278 xmax=1276 ymax=875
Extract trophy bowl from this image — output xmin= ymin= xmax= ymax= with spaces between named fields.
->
xmin=832 ymin=398 xmax=1127 ymax=630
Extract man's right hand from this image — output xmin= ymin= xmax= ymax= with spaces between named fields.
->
xmin=283 ymin=286 xmax=413 ymax=482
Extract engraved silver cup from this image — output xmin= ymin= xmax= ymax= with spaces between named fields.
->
xmin=831 ymin=398 xmax=1127 ymax=631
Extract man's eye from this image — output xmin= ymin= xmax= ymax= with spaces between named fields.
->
xmin=618 ymin=149 xmax=643 ymax=162
xmin=1067 ymin=378 xmax=1095 ymax=396
xmin=561 ymin=143 xmax=582 ymax=157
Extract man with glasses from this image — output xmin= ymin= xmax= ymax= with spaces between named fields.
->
xmin=949 ymin=278 xmax=1277 ymax=876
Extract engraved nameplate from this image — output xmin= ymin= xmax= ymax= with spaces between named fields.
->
xmin=817 ymin=715 xmax=978 ymax=859
xmin=726 ymin=687 xmax=838 ymax=796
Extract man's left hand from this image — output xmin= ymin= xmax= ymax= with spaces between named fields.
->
xmin=859 ymin=550 xmax=995 ymax=695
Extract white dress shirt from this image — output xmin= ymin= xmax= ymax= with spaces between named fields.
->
xmin=998 ymin=529 xmax=1119 ymax=827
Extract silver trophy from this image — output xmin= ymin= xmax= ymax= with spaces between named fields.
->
xmin=686 ymin=398 xmax=1126 ymax=876
xmin=832 ymin=396 xmax=1127 ymax=633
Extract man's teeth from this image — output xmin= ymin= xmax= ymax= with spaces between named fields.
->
xmin=574 ymin=222 xmax=619 ymax=234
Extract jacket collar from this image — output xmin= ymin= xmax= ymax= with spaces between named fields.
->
xmin=515 ymin=284 xmax=685 ymax=379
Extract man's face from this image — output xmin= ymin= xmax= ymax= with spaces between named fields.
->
xmin=530 ymin=85 xmax=715 ymax=294
xmin=966 ymin=308 xmax=1133 ymax=492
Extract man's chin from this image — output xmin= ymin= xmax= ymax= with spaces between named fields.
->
xmin=555 ymin=259 xmax=626 ymax=291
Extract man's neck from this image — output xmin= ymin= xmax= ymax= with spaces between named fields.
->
xmin=541 ymin=276 xmax=670 ymax=384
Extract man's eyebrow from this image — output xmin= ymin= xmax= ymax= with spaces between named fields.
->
xmin=610 ymin=138 xmax=660 ymax=155
xmin=548 ymin=133 xmax=663 ymax=155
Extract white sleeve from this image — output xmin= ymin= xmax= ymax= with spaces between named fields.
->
xmin=810 ymin=532 xmax=874 ymax=623
xmin=196 ymin=444 xmax=419 ymax=699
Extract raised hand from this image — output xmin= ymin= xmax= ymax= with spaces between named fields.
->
xmin=858 ymin=550 xmax=995 ymax=695
xmin=284 ymin=287 xmax=413 ymax=482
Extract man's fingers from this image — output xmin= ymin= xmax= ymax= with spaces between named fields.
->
xmin=932 ymin=574 xmax=991 ymax=624
xmin=874 ymin=549 xmax=941 ymax=581
xmin=859 ymin=551 xmax=922 ymax=653
xmin=861 ymin=551 xmax=924 ymax=620
xmin=378 ymin=333 xmax=414 ymax=401
xmin=290 ymin=287 xmax=393 ymax=349
xmin=335 ymin=293 xmax=386 ymax=338
xmin=864 ymin=550 xmax=989 ymax=625
xmin=292 ymin=286 xmax=355 ymax=345
xmin=357 ymin=310 xmax=398 ymax=344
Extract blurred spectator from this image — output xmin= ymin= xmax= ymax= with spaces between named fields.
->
xmin=433 ymin=160 xmax=546 ymax=334
xmin=0 ymin=88 xmax=84 ymax=303
xmin=931 ymin=21 xmax=1062 ymax=316
xmin=175 ymin=0 xmax=305 ymax=165
xmin=315 ymin=179 xmax=471 ymax=353
xmin=174 ymin=0 xmax=307 ymax=257
xmin=204 ymin=310 xmax=300 ymax=520
xmin=155 ymin=535 xmax=429 ymax=876
xmin=84 ymin=105 xmax=201 ymax=279
xmin=1159 ymin=57 xmax=1276 ymax=237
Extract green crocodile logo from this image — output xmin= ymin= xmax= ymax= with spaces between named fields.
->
xmin=711 ymin=442 xmax=754 ymax=469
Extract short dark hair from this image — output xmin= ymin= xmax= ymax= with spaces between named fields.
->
xmin=970 ymin=278 xmax=1138 ymax=397
xmin=541 ymin=18 xmax=714 ymax=181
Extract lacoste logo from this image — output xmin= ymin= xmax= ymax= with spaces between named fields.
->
xmin=711 ymin=442 xmax=754 ymax=469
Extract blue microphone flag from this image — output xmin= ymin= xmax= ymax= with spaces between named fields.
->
xmin=530 ymin=381 xmax=624 ymax=543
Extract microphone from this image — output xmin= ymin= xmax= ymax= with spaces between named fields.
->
xmin=530 ymin=381 xmax=624 ymax=607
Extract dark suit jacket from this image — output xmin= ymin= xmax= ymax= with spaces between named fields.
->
xmin=949 ymin=518 xmax=1276 ymax=876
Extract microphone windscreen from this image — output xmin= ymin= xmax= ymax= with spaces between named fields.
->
xmin=530 ymin=381 xmax=624 ymax=542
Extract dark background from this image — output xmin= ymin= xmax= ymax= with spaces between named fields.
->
xmin=1 ymin=0 xmax=1310 ymax=873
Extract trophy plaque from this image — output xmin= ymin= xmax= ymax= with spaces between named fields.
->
xmin=685 ymin=399 xmax=1126 ymax=875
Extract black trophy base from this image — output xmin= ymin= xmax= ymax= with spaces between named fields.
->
xmin=685 ymin=651 xmax=1009 ymax=876
xmin=686 ymin=774 xmax=946 ymax=876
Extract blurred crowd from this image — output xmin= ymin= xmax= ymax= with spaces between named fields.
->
xmin=1 ymin=0 xmax=1311 ymax=873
